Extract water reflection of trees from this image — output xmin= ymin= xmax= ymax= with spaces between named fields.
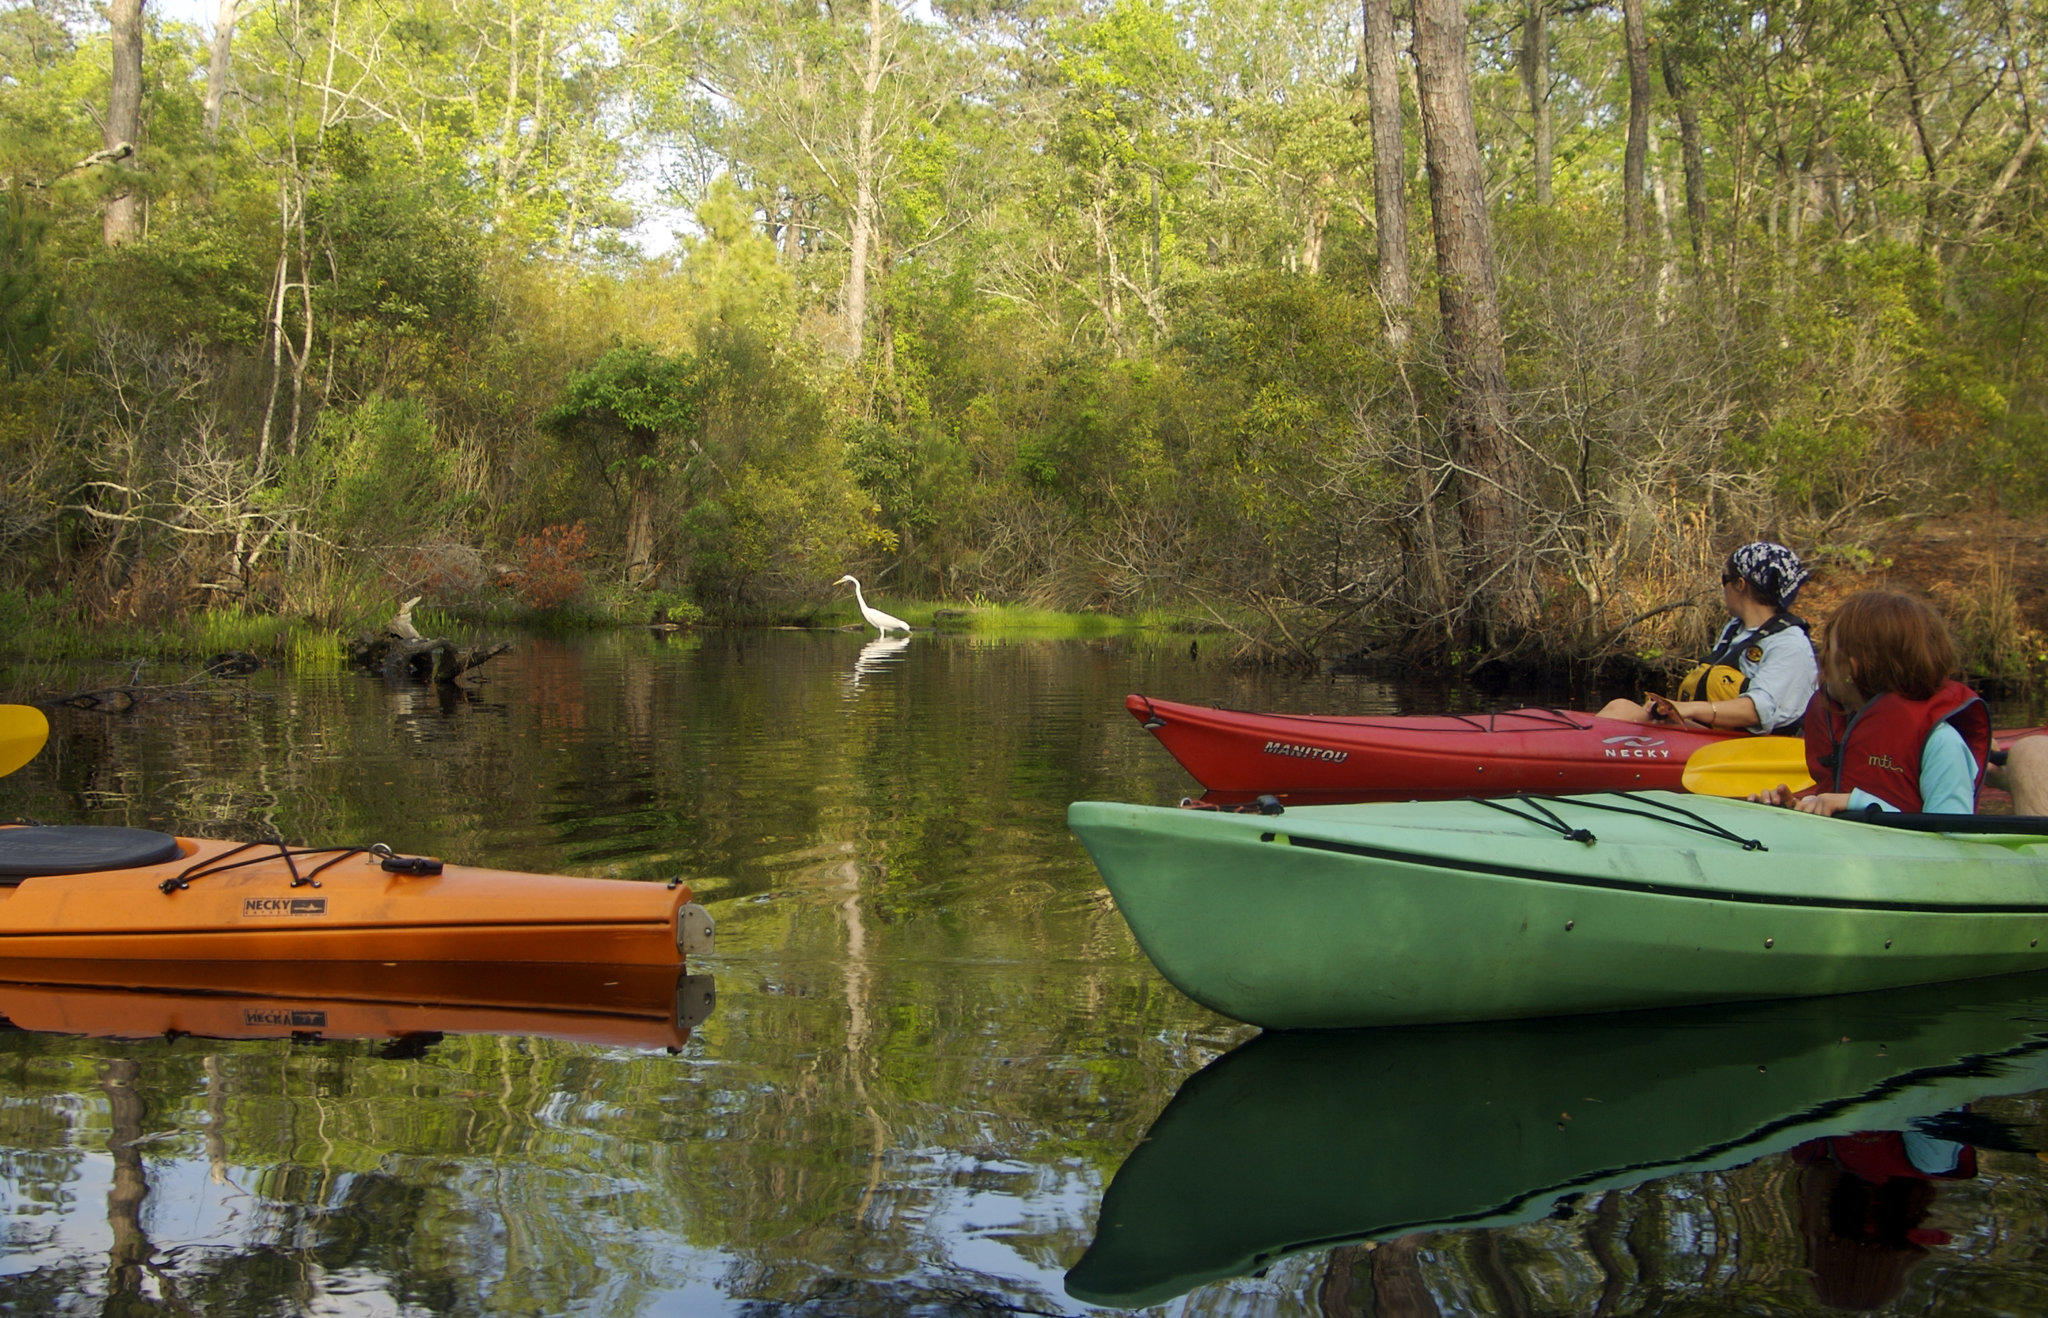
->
xmin=0 ymin=632 xmax=1262 ymax=1309
xmin=0 ymin=975 xmax=1210 ymax=1311
xmin=0 ymin=1037 xmax=712 ymax=1312
xmin=1338 ymin=1101 xmax=2046 ymax=1316
xmin=1342 ymin=1136 xmax=2044 ymax=1317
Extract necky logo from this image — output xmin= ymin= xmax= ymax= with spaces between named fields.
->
xmin=244 ymin=1007 xmax=326 ymax=1028
xmin=1602 ymin=733 xmax=1671 ymax=760
xmin=242 ymin=897 xmax=327 ymax=917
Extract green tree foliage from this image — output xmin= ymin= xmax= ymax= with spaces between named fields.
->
xmin=681 ymin=176 xmax=797 ymax=333
xmin=312 ymin=127 xmax=488 ymax=393
xmin=0 ymin=191 xmax=56 ymax=374
xmin=291 ymin=396 xmax=460 ymax=547
xmin=0 ymin=0 xmax=2042 ymax=659
xmin=544 ymin=342 xmax=706 ymax=581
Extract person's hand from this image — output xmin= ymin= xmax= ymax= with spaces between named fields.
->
xmin=1644 ymin=692 xmax=1679 ymax=723
xmin=1793 ymin=792 xmax=1853 ymax=817
xmin=1747 ymin=784 xmax=1798 ymax=808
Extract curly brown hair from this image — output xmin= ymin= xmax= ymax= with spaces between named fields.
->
xmin=1823 ymin=590 xmax=1958 ymax=702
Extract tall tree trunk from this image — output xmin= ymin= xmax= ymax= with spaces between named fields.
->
xmin=1964 ymin=121 xmax=2045 ymax=243
xmin=1621 ymin=0 xmax=1651 ymax=250
xmin=1362 ymin=0 xmax=1410 ymax=346
xmin=1304 ymin=178 xmax=1330 ymax=275
xmin=102 ymin=1058 xmax=151 ymax=1304
xmin=1206 ymin=140 xmax=1222 ymax=264
xmin=103 ymin=0 xmax=145 ymax=245
xmin=1149 ymin=170 xmax=1164 ymax=304
xmin=1518 ymin=0 xmax=1552 ymax=205
xmin=783 ymin=195 xmax=806 ymax=262
xmin=1879 ymin=8 xmax=1941 ymax=254
xmin=1661 ymin=45 xmax=1711 ymax=270
xmin=1412 ymin=0 xmax=1531 ymax=645
xmin=842 ymin=0 xmax=886 ymax=359
xmin=494 ymin=7 xmax=524 ymax=214
xmin=203 ymin=0 xmax=240 ymax=139
xmin=626 ymin=482 xmax=657 ymax=582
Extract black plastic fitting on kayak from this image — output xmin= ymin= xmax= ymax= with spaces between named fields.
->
xmin=1852 ymin=805 xmax=2048 ymax=834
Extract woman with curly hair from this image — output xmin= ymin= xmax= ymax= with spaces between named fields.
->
xmin=1753 ymin=590 xmax=1990 ymax=816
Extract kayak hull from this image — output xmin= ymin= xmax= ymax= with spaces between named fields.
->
xmin=0 ymin=962 xmax=715 ymax=1051
xmin=1068 ymin=792 xmax=2048 ymax=1028
xmin=1067 ymin=974 xmax=2048 ymax=1308
xmin=0 ymin=833 xmax=707 ymax=966
xmin=1126 ymin=693 xmax=1732 ymax=799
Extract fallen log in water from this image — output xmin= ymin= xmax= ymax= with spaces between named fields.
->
xmin=347 ymin=598 xmax=511 ymax=685
xmin=38 ymin=655 xmax=266 ymax=713
xmin=348 ymin=635 xmax=512 ymax=684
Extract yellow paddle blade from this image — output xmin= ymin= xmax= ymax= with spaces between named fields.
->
xmin=1681 ymin=735 xmax=1814 ymax=798
xmin=0 ymin=704 xmax=49 ymax=778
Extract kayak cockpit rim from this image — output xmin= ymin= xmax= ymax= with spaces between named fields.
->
xmin=1258 ymin=829 xmax=2048 ymax=914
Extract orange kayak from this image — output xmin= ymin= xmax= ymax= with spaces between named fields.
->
xmin=0 ymin=961 xmax=715 ymax=1051
xmin=0 ymin=826 xmax=713 ymax=965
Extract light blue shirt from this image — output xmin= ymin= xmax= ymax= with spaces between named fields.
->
xmin=1711 ymin=618 xmax=1818 ymax=734
xmin=1847 ymin=722 xmax=1977 ymax=815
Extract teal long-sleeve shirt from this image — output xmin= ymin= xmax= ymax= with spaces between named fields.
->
xmin=1846 ymin=722 xmax=1977 ymax=815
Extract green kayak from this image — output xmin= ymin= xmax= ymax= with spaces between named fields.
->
xmin=1067 ymin=973 xmax=2048 ymax=1308
xmin=1067 ymin=791 xmax=2048 ymax=1028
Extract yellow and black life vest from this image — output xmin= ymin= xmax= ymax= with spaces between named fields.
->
xmin=1676 ymin=613 xmax=1807 ymax=704
xmin=1676 ymin=662 xmax=1749 ymax=704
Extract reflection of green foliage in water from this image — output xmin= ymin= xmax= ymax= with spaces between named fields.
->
xmin=0 ymin=633 xmax=1233 ymax=1311
xmin=20 ymin=636 xmax=2046 ymax=1310
xmin=0 ymin=985 xmax=1208 ymax=1310
xmin=0 ymin=1035 xmax=702 ymax=1312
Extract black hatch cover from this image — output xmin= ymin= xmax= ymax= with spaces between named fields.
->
xmin=0 ymin=826 xmax=184 ymax=879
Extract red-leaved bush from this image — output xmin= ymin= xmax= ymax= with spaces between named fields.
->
xmin=503 ymin=522 xmax=590 ymax=610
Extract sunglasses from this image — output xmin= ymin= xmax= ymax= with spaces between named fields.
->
xmin=1721 ymin=573 xmax=1742 ymax=585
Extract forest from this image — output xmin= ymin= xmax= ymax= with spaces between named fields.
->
xmin=0 ymin=0 xmax=2042 ymax=672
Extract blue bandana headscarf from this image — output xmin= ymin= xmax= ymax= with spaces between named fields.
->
xmin=1729 ymin=541 xmax=1809 ymax=609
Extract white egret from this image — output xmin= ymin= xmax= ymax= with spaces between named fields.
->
xmin=833 ymin=575 xmax=912 ymax=635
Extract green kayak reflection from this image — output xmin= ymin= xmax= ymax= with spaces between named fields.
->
xmin=1067 ymin=973 xmax=2048 ymax=1309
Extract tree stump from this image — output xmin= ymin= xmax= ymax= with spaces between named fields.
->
xmin=348 ymin=601 xmax=510 ymax=685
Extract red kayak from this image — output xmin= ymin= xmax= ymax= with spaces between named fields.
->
xmin=1128 ymin=694 xmax=2048 ymax=803
xmin=1126 ymin=693 xmax=1735 ymax=800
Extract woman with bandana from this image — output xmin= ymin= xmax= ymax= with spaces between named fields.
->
xmin=1598 ymin=541 xmax=1819 ymax=735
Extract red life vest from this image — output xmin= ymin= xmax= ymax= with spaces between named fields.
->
xmin=1803 ymin=680 xmax=1991 ymax=812
xmin=1792 ymin=1131 xmax=1979 ymax=1182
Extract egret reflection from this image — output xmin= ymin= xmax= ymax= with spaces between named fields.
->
xmin=848 ymin=635 xmax=911 ymax=687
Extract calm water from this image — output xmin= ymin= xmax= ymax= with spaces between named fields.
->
xmin=1 ymin=628 xmax=2047 ymax=1315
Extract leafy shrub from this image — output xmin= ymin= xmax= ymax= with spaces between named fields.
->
xmin=294 ymin=396 xmax=458 ymax=547
xmin=643 ymin=588 xmax=703 ymax=625
xmin=503 ymin=522 xmax=590 ymax=610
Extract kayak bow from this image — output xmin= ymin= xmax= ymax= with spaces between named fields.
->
xmin=1126 ymin=693 xmax=1733 ymax=800
xmin=0 ymin=825 xmax=714 ymax=965
xmin=1070 ymin=790 xmax=2048 ymax=1028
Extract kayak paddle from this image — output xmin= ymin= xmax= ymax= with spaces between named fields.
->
xmin=1683 ymin=728 xmax=2037 ymax=799
xmin=1680 ymin=736 xmax=1814 ymax=798
xmin=0 ymin=705 xmax=49 ymax=778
